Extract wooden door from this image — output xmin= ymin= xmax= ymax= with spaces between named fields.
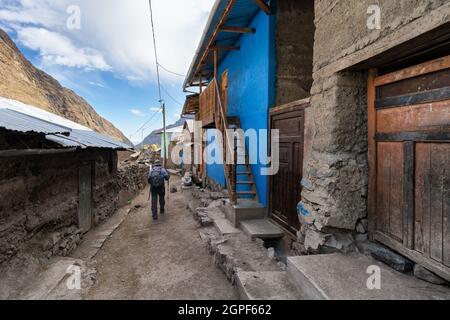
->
xmin=269 ymin=102 xmax=307 ymax=234
xmin=78 ymin=164 xmax=93 ymax=233
xmin=368 ymin=55 xmax=450 ymax=281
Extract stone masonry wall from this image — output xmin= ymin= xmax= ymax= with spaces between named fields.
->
xmin=0 ymin=150 xmax=147 ymax=264
xmin=275 ymin=0 xmax=315 ymax=105
xmin=298 ymin=0 xmax=450 ymax=249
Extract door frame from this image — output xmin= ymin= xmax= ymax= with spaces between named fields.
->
xmin=268 ymin=99 xmax=309 ymax=236
xmin=367 ymin=56 xmax=450 ymax=281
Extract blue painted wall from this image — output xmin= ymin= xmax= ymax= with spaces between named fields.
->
xmin=206 ymin=10 xmax=276 ymax=207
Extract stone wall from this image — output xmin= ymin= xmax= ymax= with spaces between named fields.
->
xmin=0 ymin=150 xmax=147 ymax=264
xmin=275 ymin=0 xmax=314 ymax=105
xmin=298 ymin=0 xmax=450 ymax=248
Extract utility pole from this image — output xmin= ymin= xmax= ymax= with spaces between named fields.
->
xmin=162 ymin=101 xmax=167 ymax=168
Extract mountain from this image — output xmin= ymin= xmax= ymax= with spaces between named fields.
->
xmin=136 ymin=116 xmax=194 ymax=148
xmin=0 ymin=29 xmax=131 ymax=145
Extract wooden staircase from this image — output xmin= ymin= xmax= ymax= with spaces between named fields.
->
xmin=214 ymin=85 xmax=258 ymax=204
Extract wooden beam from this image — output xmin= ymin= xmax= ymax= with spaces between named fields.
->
xmin=367 ymin=69 xmax=378 ymax=240
xmin=210 ymin=46 xmax=240 ymax=51
xmin=254 ymin=0 xmax=271 ymax=14
xmin=193 ymin=0 xmax=236 ymax=79
xmin=220 ymin=26 xmax=255 ymax=34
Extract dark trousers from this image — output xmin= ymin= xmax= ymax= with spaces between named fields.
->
xmin=151 ymin=187 xmax=165 ymax=218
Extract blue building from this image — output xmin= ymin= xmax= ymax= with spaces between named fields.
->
xmin=182 ymin=0 xmax=314 ymax=235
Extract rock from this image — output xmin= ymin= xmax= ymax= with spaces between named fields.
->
xmin=413 ymin=265 xmax=447 ymax=285
xmin=356 ymin=241 xmax=414 ymax=273
xmin=304 ymin=229 xmax=331 ymax=252
xmin=170 ymin=185 xmax=178 ymax=193
xmin=356 ymin=223 xmax=366 ymax=234
xmin=324 ymin=232 xmax=355 ymax=253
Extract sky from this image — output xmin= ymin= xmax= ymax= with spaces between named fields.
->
xmin=0 ymin=0 xmax=214 ymax=144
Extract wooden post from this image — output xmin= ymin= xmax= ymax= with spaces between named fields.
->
xmin=367 ymin=68 xmax=378 ymax=240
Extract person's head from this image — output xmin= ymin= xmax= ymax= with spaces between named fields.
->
xmin=154 ymin=160 xmax=161 ymax=166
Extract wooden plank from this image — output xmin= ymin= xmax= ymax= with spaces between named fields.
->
xmin=376 ymin=143 xmax=390 ymax=234
xmin=444 ymin=145 xmax=450 ymax=267
xmin=403 ymin=141 xmax=415 ymax=249
xmin=374 ymin=55 xmax=450 ymax=87
xmin=253 ymin=0 xmax=271 ymax=14
xmin=430 ymin=144 xmax=445 ymax=263
xmin=220 ymin=26 xmax=255 ymax=33
xmin=210 ymin=46 xmax=240 ymax=51
xmin=377 ymin=68 xmax=450 ymax=99
xmin=367 ymin=69 xmax=378 ymax=238
xmin=414 ymin=143 xmax=431 ymax=256
xmin=374 ymin=231 xmax=450 ymax=282
xmin=376 ymin=131 xmax=450 ymax=142
xmin=375 ymin=86 xmax=450 ymax=109
xmin=376 ymin=100 xmax=450 ymax=134
xmin=389 ymin=143 xmax=404 ymax=241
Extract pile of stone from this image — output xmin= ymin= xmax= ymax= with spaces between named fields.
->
xmin=43 ymin=226 xmax=83 ymax=258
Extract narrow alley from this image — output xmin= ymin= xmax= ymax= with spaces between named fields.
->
xmin=83 ymin=181 xmax=237 ymax=300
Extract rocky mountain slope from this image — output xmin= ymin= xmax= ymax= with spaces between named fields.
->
xmin=0 ymin=29 xmax=131 ymax=145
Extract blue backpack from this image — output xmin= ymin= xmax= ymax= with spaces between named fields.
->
xmin=148 ymin=167 xmax=164 ymax=188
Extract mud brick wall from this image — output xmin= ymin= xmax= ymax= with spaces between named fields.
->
xmin=275 ymin=0 xmax=314 ymax=105
xmin=298 ymin=0 xmax=450 ymax=239
xmin=0 ymin=149 xmax=147 ymax=264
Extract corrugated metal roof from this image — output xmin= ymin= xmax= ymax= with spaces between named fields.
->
xmin=0 ymin=109 xmax=71 ymax=135
xmin=0 ymin=96 xmax=132 ymax=150
xmin=183 ymin=0 xmax=265 ymax=89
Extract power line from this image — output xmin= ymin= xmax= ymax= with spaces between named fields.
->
xmin=148 ymin=0 xmax=167 ymax=162
xmin=130 ymin=106 xmax=163 ymax=138
xmin=158 ymin=63 xmax=186 ymax=77
xmin=149 ymin=0 xmax=163 ymax=103
xmin=161 ymin=84 xmax=183 ymax=106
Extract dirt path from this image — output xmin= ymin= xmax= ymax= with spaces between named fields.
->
xmin=84 ymin=180 xmax=237 ymax=300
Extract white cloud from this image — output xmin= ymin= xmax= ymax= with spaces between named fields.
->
xmin=1 ymin=0 xmax=215 ymax=82
xmin=89 ymin=81 xmax=105 ymax=88
xmin=149 ymin=107 xmax=162 ymax=112
xmin=129 ymin=109 xmax=146 ymax=117
xmin=16 ymin=27 xmax=111 ymax=71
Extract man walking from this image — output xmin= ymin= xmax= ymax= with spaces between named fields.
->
xmin=148 ymin=160 xmax=169 ymax=220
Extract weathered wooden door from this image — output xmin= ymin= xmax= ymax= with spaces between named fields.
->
xmin=269 ymin=102 xmax=307 ymax=234
xmin=368 ymin=56 xmax=450 ymax=281
xmin=78 ymin=164 xmax=93 ymax=233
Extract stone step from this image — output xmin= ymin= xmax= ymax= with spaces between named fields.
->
xmin=224 ymin=200 xmax=267 ymax=227
xmin=236 ymin=271 xmax=301 ymax=300
xmin=214 ymin=218 xmax=240 ymax=236
xmin=286 ymin=253 xmax=450 ymax=300
xmin=240 ymin=219 xmax=284 ymax=241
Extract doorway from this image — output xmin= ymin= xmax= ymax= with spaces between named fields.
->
xmin=269 ymin=101 xmax=307 ymax=235
xmin=368 ymin=55 xmax=450 ymax=280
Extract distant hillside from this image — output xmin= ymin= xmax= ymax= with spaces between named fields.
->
xmin=136 ymin=116 xmax=194 ymax=148
xmin=0 ymin=29 xmax=131 ymax=145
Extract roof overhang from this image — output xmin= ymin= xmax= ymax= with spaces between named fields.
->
xmin=183 ymin=0 xmax=271 ymax=90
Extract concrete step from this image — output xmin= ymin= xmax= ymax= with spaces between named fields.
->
xmin=286 ymin=253 xmax=450 ymax=300
xmin=236 ymin=271 xmax=301 ymax=300
xmin=224 ymin=200 xmax=267 ymax=227
xmin=240 ymin=219 xmax=284 ymax=241
xmin=214 ymin=218 xmax=240 ymax=236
